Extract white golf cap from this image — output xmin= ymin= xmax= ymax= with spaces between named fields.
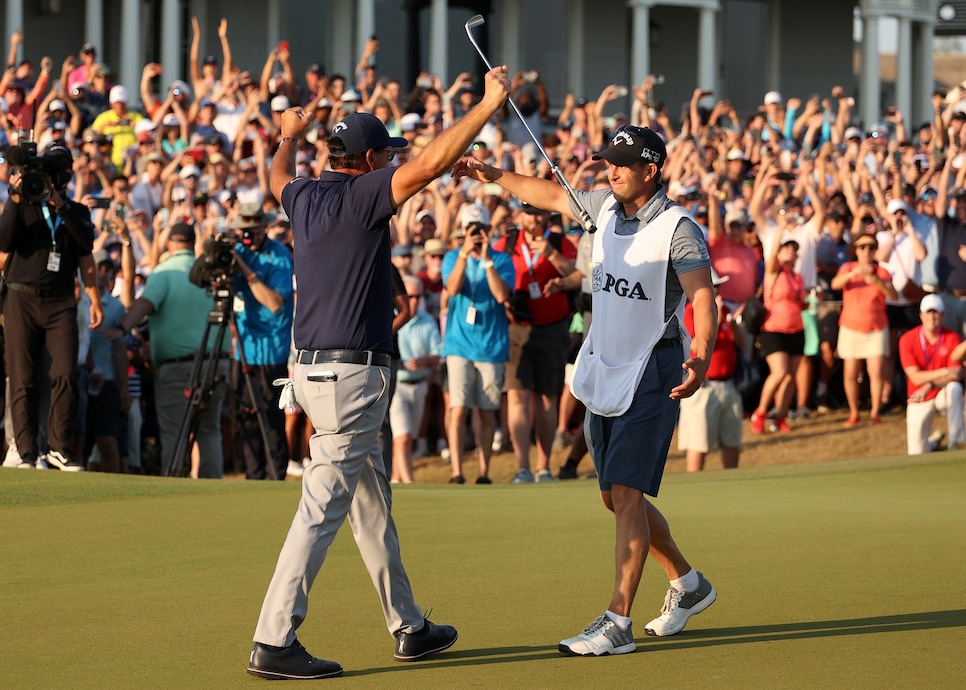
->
xmin=109 ymin=85 xmax=128 ymax=103
xmin=764 ymin=90 xmax=783 ymax=106
xmin=887 ymin=199 xmax=911 ymax=215
xmin=459 ymin=203 xmax=490 ymax=228
xmin=920 ymin=293 xmax=945 ymax=313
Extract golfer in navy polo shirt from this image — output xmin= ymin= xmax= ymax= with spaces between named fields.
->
xmin=248 ymin=66 xmax=511 ymax=680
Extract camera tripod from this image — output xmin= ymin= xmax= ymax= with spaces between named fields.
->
xmin=167 ymin=283 xmax=277 ymax=479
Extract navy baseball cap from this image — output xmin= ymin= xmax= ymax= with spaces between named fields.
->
xmin=330 ymin=113 xmax=408 ymax=155
xmin=593 ymin=125 xmax=666 ymax=168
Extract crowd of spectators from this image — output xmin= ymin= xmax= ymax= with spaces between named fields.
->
xmin=2 ymin=18 xmax=966 ymax=477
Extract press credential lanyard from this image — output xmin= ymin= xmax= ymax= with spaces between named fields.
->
xmin=42 ymin=203 xmax=63 ymax=272
xmin=465 ymin=255 xmax=484 ymax=325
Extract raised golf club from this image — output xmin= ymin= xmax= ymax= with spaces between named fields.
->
xmin=464 ymin=14 xmax=598 ymax=233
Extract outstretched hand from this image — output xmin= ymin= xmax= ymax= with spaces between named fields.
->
xmin=670 ymin=356 xmax=707 ymax=400
xmin=452 ymin=156 xmax=498 ymax=184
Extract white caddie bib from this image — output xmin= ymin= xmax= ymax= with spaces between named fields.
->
xmin=571 ymin=197 xmax=688 ymax=417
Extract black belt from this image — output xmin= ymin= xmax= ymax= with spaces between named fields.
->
xmin=398 ymin=376 xmax=427 ymax=385
xmin=161 ymin=354 xmax=197 ymax=366
xmin=296 ymin=349 xmax=391 ymax=368
xmin=654 ymin=338 xmax=681 ymax=350
xmin=7 ymin=282 xmax=73 ymax=300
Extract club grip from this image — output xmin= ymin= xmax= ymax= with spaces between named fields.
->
xmin=551 ymin=167 xmax=598 ymax=234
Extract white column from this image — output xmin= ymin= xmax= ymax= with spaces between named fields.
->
xmin=357 ymin=0 xmax=375 ymax=77
xmin=500 ymin=0 xmax=522 ymax=73
xmin=85 ymin=0 xmax=104 ymax=57
xmin=697 ymin=5 xmax=717 ymax=94
xmin=5 ymin=1 xmax=23 ymax=58
xmin=120 ymin=0 xmax=141 ymax=94
xmin=568 ymin=0 xmax=586 ymax=96
xmin=267 ymin=0 xmax=283 ymax=57
xmin=331 ymin=0 xmax=353 ymax=76
xmin=915 ymin=21 xmax=935 ymax=127
xmin=160 ymin=0 xmax=179 ymax=96
xmin=766 ymin=0 xmax=781 ymax=91
xmin=895 ymin=17 xmax=913 ymax=121
xmin=629 ymin=0 xmax=651 ymax=91
xmin=429 ymin=0 xmax=447 ymax=82
xmin=861 ymin=12 xmax=880 ymax=129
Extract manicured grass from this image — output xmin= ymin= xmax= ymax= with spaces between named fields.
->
xmin=1 ymin=452 xmax=964 ymax=689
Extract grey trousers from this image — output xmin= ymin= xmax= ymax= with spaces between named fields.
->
xmin=155 ymin=359 xmax=228 ymax=478
xmin=253 ymin=360 xmax=423 ymax=647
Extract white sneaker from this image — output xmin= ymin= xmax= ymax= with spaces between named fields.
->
xmin=286 ymin=460 xmax=305 ymax=479
xmin=436 ymin=439 xmax=450 ymax=460
xmin=535 ymin=468 xmax=554 ymax=482
xmin=644 ymin=572 xmax=716 ymax=636
xmin=491 ymin=428 xmax=504 ymax=453
xmin=558 ymin=613 xmax=636 ymax=656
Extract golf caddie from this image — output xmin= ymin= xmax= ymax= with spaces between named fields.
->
xmin=246 ymin=65 xmax=511 ymax=680
xmin=454 ymin=124 xmax=718 ymax=656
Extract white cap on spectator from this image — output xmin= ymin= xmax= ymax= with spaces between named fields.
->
xmin=268 ymin=71 xmax=286 ymax=93
xmin=726 ymin=149 xmax=746 ymax=161
xmin=109 ymin=85 xmax=128 ymax=103
xmin=844 ymin=126 xmax=862 ymax=141
xmin=887 ymin=199 xmax=911 ymax=215
xmin=340 ymin=89 xmax=361 ymax=102
xmin=460 ymin=203 xmax=490 ymax=228
xmin=920 ymin=294 xmax=945 ymax=313
xmin=400 ymin=113 xmax=426 ymax=132
xmin=764 ymin=91 xmax=783 ymax=106
xmin=415 ymin=209 xmax=436 ymax=223
xmin=134 ymin=119 xmax=158 ymax=135
xmin=725 ymin=208 xmax=750 ymax=226
xmin=179 ymin=165 xmax=202 ymax=179
xmin=49 ymin=99 xmax=66 ymax=112
xmin=162 ymin=113 xmax=179 ymax=127
xmin=271 ymin=95 xmax=290 ymax=111
xmin=317 ymin=98 xmax=333 ymax=109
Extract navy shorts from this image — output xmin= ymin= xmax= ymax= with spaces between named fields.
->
xmin=587 ymin=344 xmax=682 ymax=497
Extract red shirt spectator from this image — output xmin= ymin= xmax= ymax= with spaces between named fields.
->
xmin=492 ymin=228 xmax=577 ymax=326
xmin=899 ymin=325 xmax=962 ymax=403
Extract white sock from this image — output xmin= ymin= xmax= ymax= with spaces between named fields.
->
xmin=604 ymin=610 xmax=631 ymax=630
xmin=671 ymin=568 xmax=699 ymax=593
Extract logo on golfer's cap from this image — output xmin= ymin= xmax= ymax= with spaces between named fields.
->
xmin=333 ymin=121 xmax=348 ymax=135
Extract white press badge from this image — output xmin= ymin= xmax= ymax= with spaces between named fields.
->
xmin=528 ymin=281 xmax=542 ymax=299
xmin=465 ymin=304 xmax=478 ymax=325
xmin=42 ymin=204 xmax=63 ymax=273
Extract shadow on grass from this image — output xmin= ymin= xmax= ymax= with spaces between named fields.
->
xmin=341 ymin=609 xmax=966 ymax=677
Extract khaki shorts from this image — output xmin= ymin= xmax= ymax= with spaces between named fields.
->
xmin=677 ymin=379 xmax=743 ymax=453
xmin=389 ymin=379 xmax=428 ymax=438
xmin=836 ymin=325 xmax=889 ymax=359
xmin=446 ymin=356 xmax=504 ymax=410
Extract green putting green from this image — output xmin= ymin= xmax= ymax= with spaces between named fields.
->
xmin=1 ymin=453 xmax=963 ymax=688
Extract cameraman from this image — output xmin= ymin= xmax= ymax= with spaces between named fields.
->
xmin=229 ymin=203 xmax=294 ymax=480
xmin=0 ymin=142 xmax=103 ymax=471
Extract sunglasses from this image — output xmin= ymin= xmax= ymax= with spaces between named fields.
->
xmin=379 ymin=148 xmax=395 ymax=161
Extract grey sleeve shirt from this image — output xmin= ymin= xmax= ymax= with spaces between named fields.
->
xmin=571 ymin=184 xmax=710 ymax=326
